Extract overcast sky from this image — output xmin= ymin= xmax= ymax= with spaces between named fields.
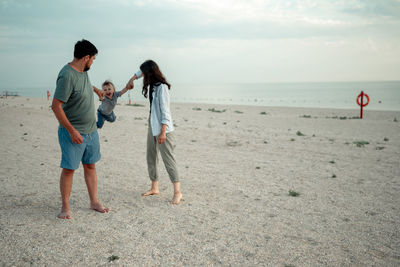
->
xmin=0 ymin=0 xmax=399 ymax=88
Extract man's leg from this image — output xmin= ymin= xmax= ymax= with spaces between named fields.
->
xmin=59 ymin=168 xmax=74 ymax=219
xmin=83 ymin=163 xmax=109 ymax=213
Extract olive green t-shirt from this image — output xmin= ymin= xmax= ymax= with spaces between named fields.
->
xmin=54 ymin=64 xmax=97 ymax=134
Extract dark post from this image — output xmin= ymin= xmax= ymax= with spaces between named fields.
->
xmin=360 ymin=91 xmax=364 ymax=119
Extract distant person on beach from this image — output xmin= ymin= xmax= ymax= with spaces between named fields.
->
xmin=51 ymin=39 xmax=109 ymax=219
xmin=96 ymin=80 xmax=132 ymax=129
xmin=126 ymin=60 xmax=183 ymax=204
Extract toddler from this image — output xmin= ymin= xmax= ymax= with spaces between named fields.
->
xmin=97 ymin=80 xmax=131 ymax=128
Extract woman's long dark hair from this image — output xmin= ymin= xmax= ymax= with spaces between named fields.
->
xmin=140 ymin=60 xmax=171 ymax=99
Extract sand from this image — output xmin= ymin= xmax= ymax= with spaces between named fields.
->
xmin=0 ymin=96 xmax=399 ymax=266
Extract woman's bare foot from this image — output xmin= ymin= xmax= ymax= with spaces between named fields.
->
xmin=58 ymin=210 xmax=72 ymax=219
xmin=90 ymin=203 xmax=110 ymax=213
xmin=142 ymin=190 xmax=160 ymax=197
xmin=171 ymin=192 xmax=182 ymax=205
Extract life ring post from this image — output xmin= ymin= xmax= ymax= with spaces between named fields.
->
xmin=360 ymin=91 xmax=364 ymax=119
xmin=356 ymin=91 xmax=370 ymax=119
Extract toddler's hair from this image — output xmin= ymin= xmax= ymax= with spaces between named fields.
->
xmin=102 ymin=80 xmax=115 ymax=90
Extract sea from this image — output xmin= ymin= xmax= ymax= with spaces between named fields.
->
xmin=2 ymin=81 xmax=400 ymax=111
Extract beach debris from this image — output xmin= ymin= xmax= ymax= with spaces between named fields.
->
xmin=192 ymin=107 xmax=201 ymax=111
xmin=383 ymin=137 xmax=389 ymax=142
xmin=329 ymin=160 xmax=335 ymax=164
xmin=108 ymin=255 xmax=119 ymax=262
xmin=226 ymin=140 xmax=241 ymax=147
xmin=375 ymin=146 xmax=385 ymax=150
xmin=263 ymin=140 xmax=268 ymax=144
xmin=325 ymin=116 xmax=360 ymax=120
xmin=300 ymin=115 xmax=312 ymax=118
xmin=260 ymin=111 xmax=268 ymax=115
xmin=290 ymin=138 xmax=295 ymax=141
xmin=23 ymin=132 xmax=28 ymax=135
xmin=394 ymin=117 xmax=398 ymax=122
xmin=223 ymin=122 xmax=227 ymax=125
xmin=353 ymin=141 xmax=369 ymax=147
xmin=332 ymin=174 xmax=337 ymax=178
xmin=234 ymin=110 xmax=243 ymax=114
xmin=126 ymin=103 xmax=144 ymax=107
xmin=288 ymin=190 xmax=300 ymax=197
xmin=296 ymin=131 xmax=305 ymax=136
xmin=208 ymin=108 xmax=226 ymax=113
xmin=255 ymin=166 xmax=261 ymax=169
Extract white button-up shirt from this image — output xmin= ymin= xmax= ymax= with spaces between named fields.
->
xmin=149 ymin=83 xmax=174 ymax=136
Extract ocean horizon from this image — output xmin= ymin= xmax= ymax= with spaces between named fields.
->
xmin=2 ymin=80 xmax=400 ymax=111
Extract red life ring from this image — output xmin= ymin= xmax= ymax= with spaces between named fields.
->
xmin=357 ymin=93 xmax=370 ymax=107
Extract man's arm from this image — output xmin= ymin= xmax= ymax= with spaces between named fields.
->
xmin=51 ymin=98 xmax=83 ymax=144
xmin=93 ymin=86 xmax=104 ymax=100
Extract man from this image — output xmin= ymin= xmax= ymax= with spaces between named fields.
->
xmin=52 ymin=39 xmax=109 ymax=219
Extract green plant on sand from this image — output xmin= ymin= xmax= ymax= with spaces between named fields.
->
xmin=288 ymin=190 xmax=300 ymax=197
xmin=353 ymin=141 xmax=369 ymax=147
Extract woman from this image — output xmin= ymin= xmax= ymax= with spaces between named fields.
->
xmin=127 ymin=60 xmax=182 ymax=204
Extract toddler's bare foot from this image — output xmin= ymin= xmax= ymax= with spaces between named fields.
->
xmin=90 ymin=203 xmax=110 ymax=213
xmin=142 ymin=190 xmax=160 ymax=197
xmin=171 ymin=192 xmax=182 ymax=205
xmin=58 ymin=210 xmax=72 ymax=219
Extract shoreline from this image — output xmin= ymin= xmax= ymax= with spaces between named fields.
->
xmin=2 ymin=95 xmax=399 ymax=112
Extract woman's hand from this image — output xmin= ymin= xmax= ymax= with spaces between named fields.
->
xmin=158 ymin=132 xmax=166 ymax=144
xmin=158 ymin=124 xmax=167 ymax=144
xmin=126 ymin=80 xmax=134 ymax=90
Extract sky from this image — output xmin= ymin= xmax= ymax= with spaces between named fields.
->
xmin=0 ymin=0 xmax=400 ymax=88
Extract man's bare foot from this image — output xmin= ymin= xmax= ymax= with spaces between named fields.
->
xmin=90 ymin=203 xmax=110 ymax=213
xmin=171 ymin=192 xmax=182 ymax=205
xmin=58 ymin=210 xmax=72 ymax=219
xmin=142 ymin=190 xmax=160 ymax=197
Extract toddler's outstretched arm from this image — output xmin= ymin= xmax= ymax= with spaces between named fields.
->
xmin=118 ymin=86 xmax=132 ymax=97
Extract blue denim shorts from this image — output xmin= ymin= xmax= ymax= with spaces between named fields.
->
xmin=58 ymin=127 xmax=101 ymax=170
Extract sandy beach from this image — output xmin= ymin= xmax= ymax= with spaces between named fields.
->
xmin=0 ymin=96 xmax=399 ymax=266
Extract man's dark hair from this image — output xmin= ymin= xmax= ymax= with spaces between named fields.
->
xmin=74 ymin=39 xmax=98 ymax=59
